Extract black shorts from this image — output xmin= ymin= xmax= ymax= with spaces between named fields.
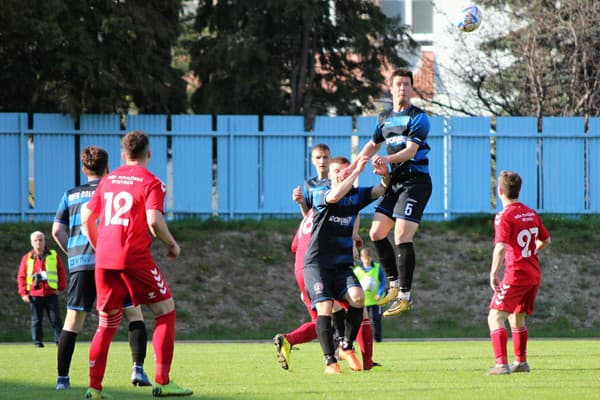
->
xmin=375 ymin=174 xmax=432 ymax=223
xmin=304 ymin=263 xmax=361 ymax=307
xmin=66 ymin=270 xmax=96 ymax=312
xmin=66 ymin=270 xmax=134 ymax=312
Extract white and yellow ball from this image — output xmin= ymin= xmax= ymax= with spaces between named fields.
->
xmin=456 ymin=4 xmax=483 ymax=32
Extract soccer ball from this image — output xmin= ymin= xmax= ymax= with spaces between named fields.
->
xmin=360 ymin=276 xmax=378 ymax=292
xmin=456 ymin=4 xmax=483 ymax=32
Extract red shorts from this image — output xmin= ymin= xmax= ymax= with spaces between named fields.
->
xmin=295 ymin=267 xmax=317 ymax=321
xmin=95 ymin=265 xmax=172 ymax=312
xmin=489 ymin=281 xmax=538 ymax=315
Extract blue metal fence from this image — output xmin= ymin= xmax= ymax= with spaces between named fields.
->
xmin=0 ymin=113 xmax=598 ymax=222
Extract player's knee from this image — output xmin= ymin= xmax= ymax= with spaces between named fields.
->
xmin=369 ymin=228 xmax=386 ymax=242
xmin=508 ymin=312 xmax=525 ymax=328
xmin=347 ymin=292 xmax=365 ymax=308
xmin=487 ymin=309 xmax=506 ymax=330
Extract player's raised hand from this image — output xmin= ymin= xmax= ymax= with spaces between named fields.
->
xmin=371 ymin=154 xmax=388 ymax=167
xmin=373 ymin=160 xmax=389 ymax=177
xmin=355 ymin=155 xmax=369 ymax=173
xmin=292 ymin=186 xmax=304 ymax=203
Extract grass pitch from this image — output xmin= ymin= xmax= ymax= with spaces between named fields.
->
xmin=0 ymin=339 xmax=598 ymax=400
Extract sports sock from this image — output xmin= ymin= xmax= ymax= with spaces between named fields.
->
xmin=374 ymin=238 xmax=398 ymax=281
xmin=316 ymin=315 xmax=335 ymax=359
xmin=128 ymin=320 xmax=147 ymax=366
xmin=89 ymin=313 xmax=121 ymax=390
xmin=397 ymin=242 xmax=415 ymax=292
xmin=356 ymin=318 xmax=374 ymax=369
xmin=511 ymin=326 xmax=528 ymax=363
xmin=153 ymin=310 xmax=176 ymax=385
xmin=343 ymin=307 xmax=364 ymax=347
xmin=57 ymin=329 xmax=78 ymax=376
xmin=490 ymin=327 xmax=508 ymax=365
xmin=285 ymin=322 xmax=317 ymax=345
xmin=332 ymin=309 xmax=346 ymax=340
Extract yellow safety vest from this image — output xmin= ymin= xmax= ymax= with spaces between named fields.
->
xmin=26 ymin=250 xmax=58 ymax=291
xmin=353 ymin=263 xmax=382 ymax=307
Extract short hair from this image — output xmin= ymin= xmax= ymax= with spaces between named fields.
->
xmin=360 ymin=247 xmax=371 ymax=257
xmin=391 ymin=68 xmax=414 ymax=87
xmin=330 ymin=156 xmax=350 ymax=165
xmin=312 ymin=143 xmax=330 ymax=153
xmin=30 ymin=231 xmax=45 ymax=241
xmin=122 ymin=130 xmax=149 ymax=160
xmin=498 ymin=170 xmax=522 ymax=199
xmin=81 ymin=146 xmax=108 ymax=175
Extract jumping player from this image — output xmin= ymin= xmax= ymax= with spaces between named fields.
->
xmin=345 ymin=68 xmax=432 ymax=317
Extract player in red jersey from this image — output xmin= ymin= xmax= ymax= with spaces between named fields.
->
xmin=81 ymin=131 xmax=192 ymax=399
xmin=487 ymin=170 xmax=551 ymax=375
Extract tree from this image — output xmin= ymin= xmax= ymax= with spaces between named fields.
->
xmin=187 ymin=0 xmax=416 ymax=121
xmin=426 ymin=0 xmax=599 ymax=121
xmin=0 ymin=0 xmax=187 ymax=115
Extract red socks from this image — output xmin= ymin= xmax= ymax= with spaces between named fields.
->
xmin=284 ymin=322 xmax=317 ymax=346
xmin=512 ymin=326 xmax=528 ymax=363
xmin=490 ymin=328 xmax=508 ymax=365
xmin=89 ymin=313 xmax=122 ymax=390
xmin=356 ymin=318 xmax=374 ymax=369
xmin=153 ymin=310 xmax=176 ymax=385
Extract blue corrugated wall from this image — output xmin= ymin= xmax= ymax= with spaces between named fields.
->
xmin=0 ymin=113 xmax=598 ymax=221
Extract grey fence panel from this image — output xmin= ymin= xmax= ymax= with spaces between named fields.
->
xmin=216 ymin=115 xmax=260 ymax=217
xmin=447 ymin=116 xmax=492 ymax=215
xmin=170 ymin=115 xmax=214 ymax=216
xmin=311 ymin=116 xmax=353 ymax=168
xmin=262 ymin=116 xmax=307 ymax=215
xmin=589 ymin=117 xmax=600 ymax=213
xmin=125 ymin=115 xmax=169 ymax=190
xmin=495 ymin=117 xmax=539 ymax=211
xmin=31 ymin=114 xmax=77 ymax=219
xmin=355 ymin=116 xmax=381 ymax=190
xmin=79 ymin=115 xmax=124 ymax=181
xmin=541 ymin=117 xmax=585 ymax=213
xmin=0 ymin=113 xmax=596 ymax=221
xmin=0 ymin=113 xmax=27 ymax=220
xmin=427 ymin=116 xmax=446 ymax=218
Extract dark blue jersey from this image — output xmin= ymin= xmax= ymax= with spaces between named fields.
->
xmin=54 ymin=180 xmax=99 ymax=272
xmin=304 ymin=186 xmax=375 ymax=268
xmin=373 ymin=105 xmax=430 ymax=179
xmin=302 ymin=176 xmax=331 ymax=210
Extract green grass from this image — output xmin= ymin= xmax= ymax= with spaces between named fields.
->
xmin=1 ymin=340 xmax=598 ymax=399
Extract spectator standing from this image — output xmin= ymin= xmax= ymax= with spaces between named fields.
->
xmin=17 ymin=231 xmax=67 ymax=347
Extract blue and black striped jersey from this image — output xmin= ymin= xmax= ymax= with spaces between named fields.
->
xmin=304 ymin=186 xmax=375 ymax=268
xmin=302 ymin=176 xmax=331 ymax=210
xmin=373 ymin=105 xmax=430 ymax=179
xmin=54 ymin=180 xmax=99 ymax=272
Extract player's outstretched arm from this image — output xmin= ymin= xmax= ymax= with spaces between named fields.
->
xmin=327 ymin=156 xmax=369 ymax=204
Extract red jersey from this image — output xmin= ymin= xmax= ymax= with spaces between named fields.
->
xmin=86 ymin=165 xmax=165 ymax=270
xmin=291 ymin=208 xmax=314 ymax=274
xmin=494 ymin=202 xmax=549 ymax=285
